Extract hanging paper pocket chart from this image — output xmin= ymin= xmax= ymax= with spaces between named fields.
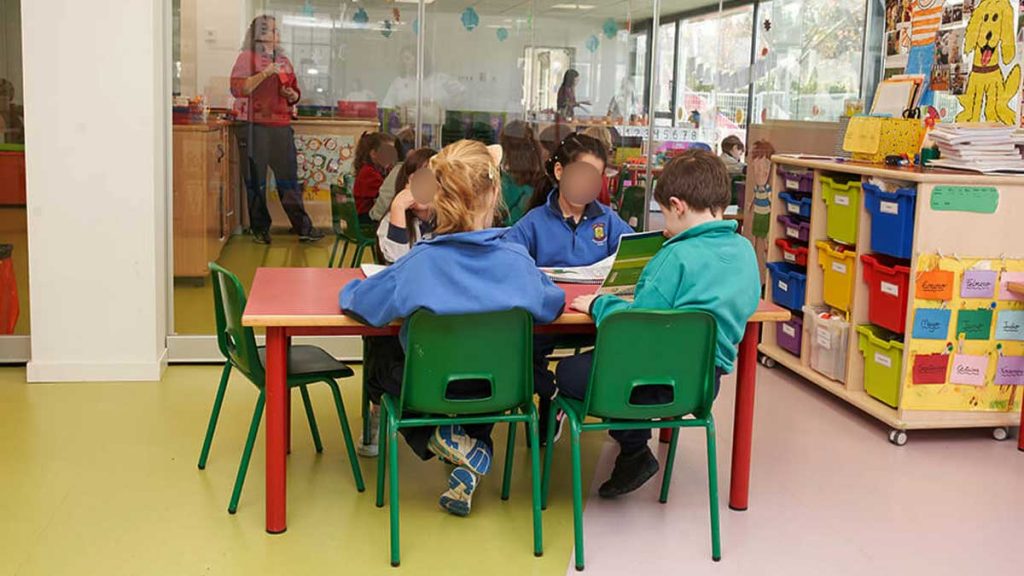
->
xmin=912 ymin=353 xmax=950 ymax=385
xmin=994 ymin=355 xmax=1024 ymax=385
xmin=960 ymin=269 xmax=997 ymax=299
xmin=915 ymin=269 xmax=954 ymax=301
xmin=950 ymin=353 xmax=990 ymax=387
xmin=998 ymin=271 xmax=1024 ymax=301
xmin=994 ymin=310 xmax=1024 ymax=341
xmin=912 ymin=308 xmax=951 ymax=340
xmin=956 ymin=308 xmax=994 ymax=340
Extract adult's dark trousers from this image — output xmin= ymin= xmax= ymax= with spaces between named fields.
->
xmin=237 ymin=123 xmax=313 ymax=235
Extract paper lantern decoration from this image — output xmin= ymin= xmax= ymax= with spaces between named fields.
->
xmin=381 ymin=20 xmax=394 ymax=38
xmin=602 ymin=18 xmax=618 ymax=39
xmin=461 ymin=7 xmax=480 ymax=31
xmin=353 ymin=8 xmax=369 ymax=24
xmin=586 ymin=35 xmax=599 ymax=53
xmin=412 ymin=18 xmax=419 ymax=35
xmin=303 ymin=0 xmax=314 ymax=16
xmin=496 ymin=27 xmax=509 ymax=42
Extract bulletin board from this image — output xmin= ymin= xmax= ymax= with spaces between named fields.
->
xmin=901 ymin=252 xmax=1024 ymax=412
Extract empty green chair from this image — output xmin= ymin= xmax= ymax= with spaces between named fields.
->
xmin=541 ymin=310 xmax=721 ymax=569
xmin=376 ymin=309 xmax=542 ymax=567
xmin=198 ymin=263 xmax=365 ymax=513
xmin=329 ymin=183 xmax=379 ymax=268
xmin=617 ymin=185 xmax=646 ymax=232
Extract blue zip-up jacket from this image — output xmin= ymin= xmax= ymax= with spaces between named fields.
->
xmin=504 ymin=189 xmax=634 ymax=267
xmin=340 ymin=228 xmax=566 ymax=344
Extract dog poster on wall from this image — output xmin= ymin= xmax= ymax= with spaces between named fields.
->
xmin=955 ymin=0 xmax=1021 ymax=123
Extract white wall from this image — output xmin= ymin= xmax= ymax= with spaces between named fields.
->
xmin=22 ymin=0 xmax=169 ymax=381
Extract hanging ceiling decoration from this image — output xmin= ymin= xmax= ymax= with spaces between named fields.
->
xmin=461 ymin=7 xmax=480 ymax=31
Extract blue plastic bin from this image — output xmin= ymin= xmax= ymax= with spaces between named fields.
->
xmin=863 ymin=182 xmax=917 ymax=259
xmin=767 ymin=262 xmax=808 ymax=311
xmin=779 ymin=191 xmax=813 ymax=219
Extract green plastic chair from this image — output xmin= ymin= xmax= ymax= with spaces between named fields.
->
xmin=329 ymin=183 xmax=379 ymax=268
xmin=376 ymin=309 xmax=542 ymax=567
xmin=198 ymin=263 xmax=365 ymax=513
xmin=541 ymin=310 xmax=721 ymax=569
xmin=617 ymin=185 xmax=646 ymax=232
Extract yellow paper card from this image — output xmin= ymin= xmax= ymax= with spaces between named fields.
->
xmin=843 ymin=116 xmax=882 ymax=154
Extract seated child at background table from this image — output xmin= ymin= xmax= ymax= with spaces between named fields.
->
xmin=561 ymin=149 xmax=760 ymax=498
xmin=353 ymin=131 xmax=398 ymax=224
xmin=376 ymin=147 xmax=438 ymax=264
xmin=506 ymin=133 xmax=633 ymax=442
xmin=340 ymin=140 xmax=565 ymax=517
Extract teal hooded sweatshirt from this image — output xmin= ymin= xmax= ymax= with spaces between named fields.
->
xmin=591 ymin=220 xmax=761 ymax=373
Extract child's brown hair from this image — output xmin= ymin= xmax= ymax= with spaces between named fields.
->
xmin=430 ymin=140 xmax=502 ymax=235
xmin=353 ymin=131 xmax=392 ymax=173
xmin=654 ymin=149 xmax=730 ymax=215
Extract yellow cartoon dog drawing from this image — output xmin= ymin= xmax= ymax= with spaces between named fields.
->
xmin=956 ymin=0 xmax=1021 ymax=124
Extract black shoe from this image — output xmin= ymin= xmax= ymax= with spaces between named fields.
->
xmin=299 ymin=227 xmax=325 ymax=242
xmin=598 ymin=446 xmax=659 ymax=499
xmin=252 ymin=230 xmax=272 ymax=245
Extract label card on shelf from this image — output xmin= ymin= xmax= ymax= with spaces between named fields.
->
xmin=881 ymin=281 xmax=900 ymax=297
xmin=995 ymin=355 xmax=1024 ymax=385
xmin=832 ymin=261 xmax=848 ymax=275
xmin=950 ymin=353 xmax=989 ymax=386
xmin=931 ymin=186 xmax=999 ymax=214
xmin=835 ymin=194 xmax=850 ymax=206
xmin=912 ymin=308 xmax=951 ymax=340
xmin=912 ymin=353 xmax=949 ymax=384
xmin=778 ymin=280 xmax=789 ymax=293
xmin=879 ymin=200 xmax=899 ymax=215
xmin=816 ymin=326 xmax=832 ymax=350
xmin=782 ymin=324 xmax=796 ymax=337
xmin=874 ymin=352 xmax=893 ymax=369
xmin=916 ymin=269 xmax=954 ymax=300
xmin=961 ymin=269 xmax=997 ymax=299
xmin=998 ymin=271 xmax=1024 ymax=301
xmin=956 ymin=308 xmax=994 ymax=340
xmin=995 ymin=310 xmax=1024 ymax=341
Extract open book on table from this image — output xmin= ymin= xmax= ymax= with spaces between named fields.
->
xmin=540 ymin=255 xmax=615 ymax=284
xmin=594 ymin=231 xmax=665 ymax=297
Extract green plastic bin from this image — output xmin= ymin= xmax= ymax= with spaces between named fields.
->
xmin=821 ymin=175 xmax=861 ymax=245
xmin=856 ymin=324 xmax=903 ymax=408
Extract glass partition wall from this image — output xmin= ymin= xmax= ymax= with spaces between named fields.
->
xmin=168 ymin=0 xmax=882 ymax=359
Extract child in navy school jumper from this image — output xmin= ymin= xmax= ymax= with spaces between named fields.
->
xmin=505 ymin=133 xmax=633 ymax=441
xmin=340 ymin=140 xmax=565 ymax=516
xmin=562 ymin=149 xmax=760 ymax=498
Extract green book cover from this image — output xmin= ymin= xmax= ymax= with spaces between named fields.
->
xmin=598 ymin=231 xmax=665 ymax=296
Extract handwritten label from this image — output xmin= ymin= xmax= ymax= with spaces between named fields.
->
xmin=961 ymin=270 xmax=997 ymax=299
xmin=957 ymin=308 xmax=993 ymax=340
xmin=998 ymin=271 xmax=1024 ymax=301
xmin=834 ymin=194 xmax=850 ymax=207
xmin=950 ymin=353 xmax=988 ymax=386
xmin=912 ymin=353 xmax=949 ymax=384
xmin=880 ymin=281 xmax=899 ymax=297
xmin=787 ymin=202 xmax=801 ymax=214
xmin=995 ymin=310 xmax=1024 ymax=341
xmin=782 ymin=324 xmax=796 ymax=338
xmin=778 ymin=280 xmax=789 ymax=292
xmin=916 ymin=269 xmax=954 ymax=301
xmin=832 ymin=262 xmax=848 ymax=275
xmin=879 ymin=200 xmax=899 ymax=215
xmin=816 ymin=326 xmax=833 ymax=350
xmin=786 ymin=227 xmax=800 ymax=239
xmin=931 ymin=185 xmax=999 ymax=214
xmin=874 ymin=352 xmax=893 ymax=369
xmin=786 ymin=179 xmax=799 ymax=190
xmin=784 ymin=252 xmax=796 ymax=263
xmin=912 ymin=308 xmax=951 ymax=340
xmin=995 ymin=355 xmax=1024 ymax=385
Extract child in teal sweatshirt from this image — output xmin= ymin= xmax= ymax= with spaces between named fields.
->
xmin=557 ymin=148 xmax=760 ymax=498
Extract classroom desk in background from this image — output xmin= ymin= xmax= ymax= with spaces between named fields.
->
xmin=243 ymin=267 xmax=789 ymax=533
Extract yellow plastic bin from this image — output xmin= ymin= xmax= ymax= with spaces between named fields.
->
xmin=856 ymin=324 xmax=904 ymax=408
xmin=816 ymin=241 xmax=857 ymax=312
xmin=820 ymin=175 xmax=861 ymax=245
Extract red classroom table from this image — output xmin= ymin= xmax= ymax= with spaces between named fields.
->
xmin=242 ymin=267 xmax=790 ymax=533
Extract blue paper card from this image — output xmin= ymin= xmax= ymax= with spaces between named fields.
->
xmin=912 ymin=308 xmax=951 ymax=340
xmin=995 ymin=310 xmax=1024 ymax=341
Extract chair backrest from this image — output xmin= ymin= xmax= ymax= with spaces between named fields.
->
xmin=209 ymin=262 xmax=264 ymax=384
xmin=618 ymin=185 xmax=646 ymax=231
xmin=400 ymin=309 xmax=533 ymax=417
xmin=330 ymin=182 xmax=371 ymax=243
xmin=585 ymin=310 xmax=717 ymax=420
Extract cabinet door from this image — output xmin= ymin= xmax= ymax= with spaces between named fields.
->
xmin=173 ymin=130 xmax=210 ymax=278
xmin=224 ymin=130 xmax=239 ymax=236
xmin=206 ymin=132 xmax=226 ymax=253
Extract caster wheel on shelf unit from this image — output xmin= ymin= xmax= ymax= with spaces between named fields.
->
xmin=992 ymin=427 xmax=1010 ymax=441
xmin=759 ymin=355 xmax=777 ymax=369
xmin=888 ymin=429 xmax=908 ymax=446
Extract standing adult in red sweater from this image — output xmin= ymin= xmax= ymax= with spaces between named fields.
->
xmin=230 ymin=15 xmax=322 ymax=244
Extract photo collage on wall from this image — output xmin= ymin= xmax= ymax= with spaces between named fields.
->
xmin=884 ymin=0 xmax=914 ymax=76
xmin=931 ymin=0 xmax=970 ymax=96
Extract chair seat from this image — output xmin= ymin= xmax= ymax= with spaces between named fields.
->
xmin=258 ymin=345 xmax=354 ymax=379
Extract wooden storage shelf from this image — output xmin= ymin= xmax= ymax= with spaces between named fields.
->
xmin=760 ymin=156 xmax=1024 ymax=441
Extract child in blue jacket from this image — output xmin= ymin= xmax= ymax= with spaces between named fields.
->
xmin=340 ymin=140 xmax=565 ymax=516
xmin=564 ymin=149 xmax=760 ymax=498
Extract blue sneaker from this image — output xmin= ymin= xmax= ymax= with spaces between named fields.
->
xmin=439 ymin=467 xmax=477 ymax=517
xmin=427 ymin=425 xmax=492 ymax=476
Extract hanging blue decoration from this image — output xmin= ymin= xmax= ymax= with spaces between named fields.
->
xmin=602 ymin=18 xmax=618 ymax=39
xmin=302 ymin=0 xmax=315 ymax=17
xmin=353 ymin=8 xmax=369 ymax=25
xmin=496 ymin=27 xmax=509 ymax=42
xmin=586 ymin=35 xmax=599 ymax=53
xmin=461 ymin=7 xmax=480 ymax=31
xmin=381 ymin=20 xmax=394 ymax=38
xmin=412 ymin=18 xmax=419 ymax=35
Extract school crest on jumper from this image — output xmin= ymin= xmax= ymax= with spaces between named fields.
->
xmin=592 ymin=223 xmax=607 ymax=244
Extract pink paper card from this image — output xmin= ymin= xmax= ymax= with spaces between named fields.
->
xmin=950 ymin=354 xmax=989 ymax=386
xmin=998 ymin=271 xmax=1024 ymax=301
xmin=995 ymin=355 xmax=1024 ymax=385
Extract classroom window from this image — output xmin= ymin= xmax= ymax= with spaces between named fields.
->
xmin=0 ymin=0 xmax=28 ymax=339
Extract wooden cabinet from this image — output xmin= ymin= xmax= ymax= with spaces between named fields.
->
xmin=173 ymin=124 xmax=238 ymax=279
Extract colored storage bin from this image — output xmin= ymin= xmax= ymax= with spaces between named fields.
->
xmin=860 ymin=254 xmax=912 ymax=334
xmin=779 ymin=191 xmax=813 ymax=219
xmin=857 ymin=325 xmax=904 ymax=408
xmin=776 ymin=314 xmax=804 ymax=357
xmin=862 ymin=182 xmax=917 ymax=259
xmin=804 ymin=306 xmax=849 ymax=383
xmin=777 ymin=167 xmax=814 ymax=195
xmin=775 ymin=238 xmax=809 ymax=266
xmin=820 ymin=174 xmax=861 ymax=245
xmin=766 ymin=262 xmax=808 ymax=312
xmin=777 ymin=214 xmax=811 ymax=243
xmin=816 ymin=241 xmax=857 ymax=312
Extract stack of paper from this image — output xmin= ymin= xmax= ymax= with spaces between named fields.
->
xmin=541 ymin=255 xmax=614 ymax=285
xmin=927 ymin=123 xmax=1024 ymax=174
